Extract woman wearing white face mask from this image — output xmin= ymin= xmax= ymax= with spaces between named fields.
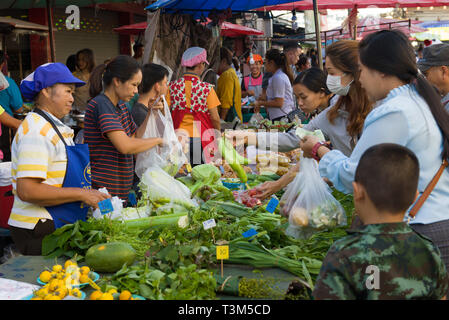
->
xmin=224 ymin=41 xmax=373 ymax=200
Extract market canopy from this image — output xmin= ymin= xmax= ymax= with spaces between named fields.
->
xmin=114 ymin=20 xmax=264 ymax=37
xmin=258 ymin=0 xmax=449 ymax=10
xmin=323 ymin=17 xmax=426 ymax=40
xmin=145 ymin=0 xmax=305 ymax=18
xmin=0 ymin=0 xmax=136 ymax=9
xmin=0 ymin=16 xmax=49 ymax=35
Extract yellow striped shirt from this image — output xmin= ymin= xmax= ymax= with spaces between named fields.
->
xmin=8 ymin=110 xmax=74 ymax=230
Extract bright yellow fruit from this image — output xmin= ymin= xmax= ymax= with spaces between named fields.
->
xmin=99 ymin=293 xmax=114 ymax=300
xmin=31 ymin=296 xmax=43 ymax=300
xmin=80 ymin=266 xmax=90 ymax=275
xmin=107 ymin=288 xmax=118 ymax=295
xmin=35 ymin=287 xmax=49 ymax=298
xmin=119 ymin=290 xmax=132 ymax=300
xmin=48 ymin=279 xmax=60 ymax=291
xmin=71 ymin=288 xmax=82 ymax=298
xmin=89 ymin=290 xmax=103 ymax=300
xmin=79 ymin=274 xmax=90 ymax=284
xmin=39 ymin=270 xmax=52 ymax=283
xmin=52 ymin=264 xmax=63 ymax=273
xmin=64 ymin=260 xmax=76 ymax=269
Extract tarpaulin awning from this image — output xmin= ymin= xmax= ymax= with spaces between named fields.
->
xmin=114 ymin=20 xmax=264 ymax=37
xmin=324 ymin=17 xmax=426 ymax=40
xmin=419 ymin=20 xmax=449 ymax=28
xmin=0 ymin=0 xmax=137 ymax=9
xmin=258 ymin=0 xmax=449 ymax=11
xmin=145 ymin=0 xmax=305 ymax=18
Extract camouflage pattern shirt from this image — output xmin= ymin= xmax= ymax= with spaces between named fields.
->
xmin=312 ymin=222 xmax=449 ymax=300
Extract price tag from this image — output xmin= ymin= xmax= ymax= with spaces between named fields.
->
xmin=266 ymin=197 xmax=279 ymax=214
xmin=186 ymin=163 xmax=192 ymax=173
xmin=98 ymin=198 xmax=113 ymax=215
xmin=128 ymin=191 xmax=137 ymax=207
xmin=242 ymin=228 xmax=258 ymax=238
xmin=203 ymin=219 xmax=216 ymax=230
xmin=216 ymin=245 xmax=229 ymax=260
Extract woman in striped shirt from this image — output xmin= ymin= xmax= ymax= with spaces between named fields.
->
xmin=85 ymin=55 xmax=164 ymax=200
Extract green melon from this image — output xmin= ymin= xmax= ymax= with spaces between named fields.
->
xmin=85 ymin=242 xmax=136 ymax=273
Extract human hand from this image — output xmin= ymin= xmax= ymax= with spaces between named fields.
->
xmin=253 ymin=181 xmax=281 ymax=200
xmin=247 ymin=90 xmax=255 ymax=96
xmin=149 ymin=96 xmax=164 ymax=110
xmin=82 ymin=189 xmax=111 ymax=209
xmin=299 ymin=135 xmax=321 ymax=158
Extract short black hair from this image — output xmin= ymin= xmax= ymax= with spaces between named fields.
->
xmin=294 ymin=67 xmax=331 ymax=95
xmin=283 ymin=43 xmax=302 ymax=52
xmin=354 ymin=143 xmax=420 ymax=213
xmin=296 ymin=54 xmax=309 ymax=68
xmin=133 ymin=43 xmax=144 ymax=52
xmin=220 ymin=47 xmax=233 ymax=66
xmin=139 ymin=63 xmax=169 ymax=94
xmin=65 ymin=54 xmax=77 ymax=72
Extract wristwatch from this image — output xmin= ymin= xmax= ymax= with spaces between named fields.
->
xmin=311 ymin=142 xmax=327 ymax=161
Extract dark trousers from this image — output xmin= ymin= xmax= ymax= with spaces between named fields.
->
xmin=9 ymin=219 xmax=55 ymax=256
xmin=0 ymin=124 xmax=12 ymax=162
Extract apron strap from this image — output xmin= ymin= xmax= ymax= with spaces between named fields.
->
xmin=33 ymin=108 xmax=68 ymax=147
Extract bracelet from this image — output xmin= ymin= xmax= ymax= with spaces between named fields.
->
xmin=311 ymin=142 xmax=327 ymax=161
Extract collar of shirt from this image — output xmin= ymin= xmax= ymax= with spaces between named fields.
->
xmin=183 ymin=73 xmax=200 ymax=80
xmin=39 ymin=109 xmax=68 ymax=127
xmin=347 ymin=222 xmax=411 ymax=235
xmin=442 ymin=92 xmax=449 ymax=104
xmin=379 ymin=83 xmax=415 ymax=105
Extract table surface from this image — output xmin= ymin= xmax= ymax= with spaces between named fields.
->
xmin=0 ymin=255 xmax=298 ymax=300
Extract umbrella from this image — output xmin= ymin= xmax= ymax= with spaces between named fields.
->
xmin=145 ymin=0 xmax=304 ymax=19
xmin=324 ymin=17 xmax=427 ymax=40
xmin=114 ymin=20 xmax=264 ymax=37
xmin=258 ymin=0 xmax=449 ymax=11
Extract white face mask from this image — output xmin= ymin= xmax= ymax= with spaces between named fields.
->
xmin=326 ymin=74 xmax=353 ymax=96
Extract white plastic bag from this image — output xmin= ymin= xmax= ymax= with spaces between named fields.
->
xmin=283 ymin=155 xmax=346 ymax=239
xmin=135 ymin=96 xmax=187 ymax=179
xmin=0 ymin=162 xmax=12 ymax=186
xmin=0 ymin=72 xmax=9 ymax=92
xmin=140 ymin=166 xmax=197 ymax=208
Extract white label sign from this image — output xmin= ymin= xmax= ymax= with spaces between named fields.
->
xmin=202 ymin=219 xmax=216 ymax=230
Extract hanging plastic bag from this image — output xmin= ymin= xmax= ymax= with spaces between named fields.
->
xmin=0 ymin=72 xmax=9 ymax=92
xmin=135 ymin=96 xmax=187 ymax=179
xmin=283 ymin=154 xmax=346 ymax=239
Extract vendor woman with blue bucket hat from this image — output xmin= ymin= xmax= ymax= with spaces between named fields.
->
xmin=8 ymin=62 xmax=110 ymax=255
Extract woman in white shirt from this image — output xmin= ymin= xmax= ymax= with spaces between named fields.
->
xmin=301 ymin=30 xmax=449 ymax=271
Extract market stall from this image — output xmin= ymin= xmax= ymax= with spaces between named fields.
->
xmin=0 ymin=122 xmax=354 ymax=300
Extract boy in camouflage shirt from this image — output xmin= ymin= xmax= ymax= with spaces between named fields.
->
xmin=313 ymin=144 xmax=448 ymax=300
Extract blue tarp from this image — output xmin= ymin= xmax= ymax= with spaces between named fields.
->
xmin=419 ymin=20 xmax=449 ymax=29
xmin=145 ymin=0 xmax=302 ymax=18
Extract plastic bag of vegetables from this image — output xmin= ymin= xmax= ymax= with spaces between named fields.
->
xmin=140 ymin=166 xmax=197 ymax=209
xmin=135 ymin=96 xmax=187 ymax=178
xmin=283 ymin=155 xmax=346 ymax=239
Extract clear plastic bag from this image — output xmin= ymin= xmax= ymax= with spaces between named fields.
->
xmin=248 ymin=112 xmax=264 ymax=126
xmin=0 ymin=72 xmax=9 ymax=92
xmin=283 ymin=155 xmax=346 ymax=239
xmin=140 ymin=166 xmax=197 ymax=208
xmin=135 ymin=96 xmax=187 ymax=179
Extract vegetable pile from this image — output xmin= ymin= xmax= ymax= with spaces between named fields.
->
xmin=41 ymin=164 xmax=354 ymax=300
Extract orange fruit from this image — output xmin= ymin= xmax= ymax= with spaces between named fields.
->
xmin=119 ymin=290 xmax=132 ymax=300
xmin=80 ymin=266 xmax=90 ymax=275
xmin=89 ymin=290 xmax=103 ymax=300
xmin=39 ymin=271 xmax=52 ymax=283
xmin=99 ymin=293 xmax=114 ymax=300
xmin=79 ymin=274 xmax=90 ymax=284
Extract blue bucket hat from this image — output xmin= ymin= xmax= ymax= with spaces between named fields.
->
xmin=20 ymin=62 xmax=85 ymax=101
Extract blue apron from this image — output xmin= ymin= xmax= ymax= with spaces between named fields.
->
xmin=34 ymin=109 xmax=91 ymax=229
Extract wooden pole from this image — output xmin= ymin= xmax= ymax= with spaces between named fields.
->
xmin=18 ymin=34 xmax=23 ymax=80
xmin=312 ymin=0 xmax=323 ymax=70
xmin=46 ymin=0 xmax=55 ymax=62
